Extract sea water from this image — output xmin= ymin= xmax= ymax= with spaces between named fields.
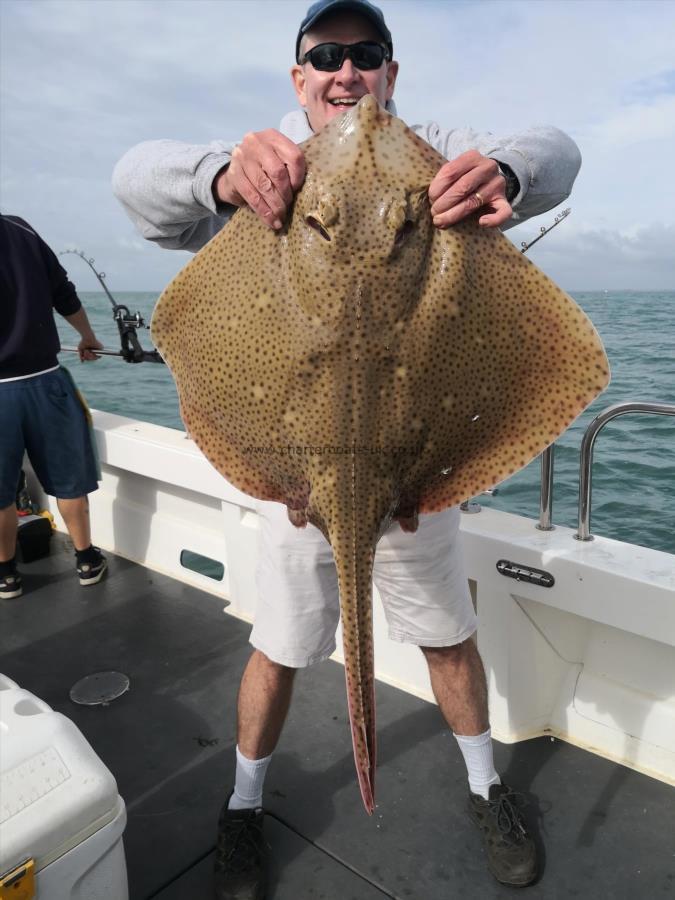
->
xmin=57 ymin=291 xmax=675 ymax=555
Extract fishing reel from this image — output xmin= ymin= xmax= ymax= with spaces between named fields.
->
xmin=113 ymin=305 xmax=164 ymax=364
xmin=59 ymin=249 xmax=165 ymax=364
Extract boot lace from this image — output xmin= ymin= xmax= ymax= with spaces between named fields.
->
xmin=491 ymin=789 xmax=529 ymax=844
xmin=216 ymin=814 xmax=265 ymax=874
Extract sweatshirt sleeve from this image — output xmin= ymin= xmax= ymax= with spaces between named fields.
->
xmin=112 ymin=139 xmax=240 ymax=253
xmin=37 ymin=236 xmax=82 ymax=317
xmin=412 ymin=123 xmax=582 ymax=228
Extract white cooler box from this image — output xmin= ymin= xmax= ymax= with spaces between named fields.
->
xmin=0 ymin=673 xmax=128 ymax=900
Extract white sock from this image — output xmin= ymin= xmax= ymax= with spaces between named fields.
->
xmin=454 ymin=728 xmax=501 ymax=800
xmin=228 ymin=745 xmax=272 ymax=810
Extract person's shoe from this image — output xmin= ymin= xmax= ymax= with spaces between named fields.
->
xmin=76 ymin=548 xmax=108 ymax=586
xmin=214 ymin=792 xmax=266 ymax=900
xmin=0 ymin=569 xmax=22 ymax=600
xmin=467 ymin=782 xmax=537 ymax=887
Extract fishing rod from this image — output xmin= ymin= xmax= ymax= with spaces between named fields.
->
xmin=59 ymin=249 xmax=165 ymax=364
xmin=520 ymin=208 xmax=571 ymax=253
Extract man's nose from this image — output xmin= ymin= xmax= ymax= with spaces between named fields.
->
xmin=336 ymin=56 xmax=360 ymax=82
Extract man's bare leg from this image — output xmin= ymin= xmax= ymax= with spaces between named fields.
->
xmin=421 ymin=637 xmax=489 ymax=735
xmin=422 ymin=637 xmax=501 ymax=798
xmin=223 ymin=650 xmax=296 ymax=813
xmin=236 ymin=649 xmax=296 ymax=759
xmin=56 ymin=496 xmax=91 ymax=551
xmin=0 ymin=503 xmax=18 ymax=562
xmin=422 ymin=638 xmax=537 ymax=884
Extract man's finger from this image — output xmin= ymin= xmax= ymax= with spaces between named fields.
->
xmin=428 ymin=154 xmax=482 ymax=204
xmin=257 ymin=146 xmax=294 ymax=208
xmin=433 ymin=172 xmax=510 ymax=227
xmin=432 ymin=191 xmax=483 ymax=227
xmin=478 ymin=198 xmax=512 ymax=228
xmin=430 ymin=164 xmax=501 ymax=216
xmin=482 ymin=173 xmax=508 ymax=201
xmin=267 ymin=135 xmax=306 ymax=191
xmin=281 ymin=144 xmax=307 ymax=194
xmin=434 ymin=198 xmax=512 ymax=229
xmin=229 ymin=161 xmax=280 ymax=228
xmin=240 ymin=157 xmax=288 ymax=224
xmin=229 ymin=131 xmax=306 ymax=224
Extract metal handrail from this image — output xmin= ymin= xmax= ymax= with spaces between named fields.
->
xmin=575 ymin=401 xmax=675 ymax=541
xmin=537 ymin=445 xmax=555 ymax=531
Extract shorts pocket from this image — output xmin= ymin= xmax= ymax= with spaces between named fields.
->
xmin=47 ymin=386 xmax=69 ymax=401
xmin=46 ymin=371 xmax=71 ymax=401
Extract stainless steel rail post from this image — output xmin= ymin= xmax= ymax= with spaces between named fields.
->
xmin=576 ymin=401 xmax=675 ymax=541
xmin=537 ymin=445 xmax=555 ymax=531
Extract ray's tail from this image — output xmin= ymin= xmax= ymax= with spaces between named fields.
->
xmin=327 ymin=516 xmax=377 ymax=814
xmin=321 ymin=473 xmax=394 ymax=815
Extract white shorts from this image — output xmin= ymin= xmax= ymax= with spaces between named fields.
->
xmin=251 ymin=502 xmax=477 ymax=668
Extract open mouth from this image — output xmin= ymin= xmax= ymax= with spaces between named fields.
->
xmin=328 ymin=97 xmax=361 ymax=107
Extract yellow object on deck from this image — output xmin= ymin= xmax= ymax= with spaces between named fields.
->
xmin=0 ymin=857 xmax=35 ymax=900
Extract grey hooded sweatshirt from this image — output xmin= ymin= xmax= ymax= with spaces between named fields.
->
xmin=112 ymin=102 xmax=581 ymax=254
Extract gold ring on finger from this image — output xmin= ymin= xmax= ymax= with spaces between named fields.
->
xmin=474 ymin=191 xmax=484 ymax=206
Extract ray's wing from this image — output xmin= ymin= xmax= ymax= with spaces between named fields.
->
xmin=151 ymin=209 xmax=314 ymax=507
xmin=396 ymin=219 xmax=610 ymax=512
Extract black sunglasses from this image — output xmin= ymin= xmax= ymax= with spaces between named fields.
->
xmin=300 ymin=41 xmax=390 ymax=72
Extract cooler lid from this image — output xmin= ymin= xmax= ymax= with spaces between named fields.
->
xmin=0 ymin=676 xmax=121 ymax=874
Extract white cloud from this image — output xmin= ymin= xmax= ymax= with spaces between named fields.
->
xmin=512 ymin=221 xmax=675 ymax=291
xmin=581 ymin=95 xmax=675 ymax=148
xmin=1 ymin=0 xmax=674 ymax=290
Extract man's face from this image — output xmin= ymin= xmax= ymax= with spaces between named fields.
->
xmin=290 ymin=12 xmax=398 ymax=133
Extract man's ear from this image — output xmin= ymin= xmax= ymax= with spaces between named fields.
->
xmin=385 ymin=60 xmax=399 ymax=101
xmin=290 ymin=65 xmax=307 ymax=107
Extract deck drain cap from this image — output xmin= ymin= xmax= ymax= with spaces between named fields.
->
xmin=70 ymin=671 xmax=130 ymax=706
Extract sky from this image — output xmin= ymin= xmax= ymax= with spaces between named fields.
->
xmin=1 ymin=0 xmax=674 ymax=293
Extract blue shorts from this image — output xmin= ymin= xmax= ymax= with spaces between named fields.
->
xmin=0 ymin=367 xmax=100 ymax=508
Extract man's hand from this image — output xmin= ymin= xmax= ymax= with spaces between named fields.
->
xmin=77 ymin=336 xmax=103 ymax=361
xmin=428 ymin=150 xmax=511 ymax=229
xmin=213 ymin=129 xmax=306 ymax=231
xmin=64 ymin=308 xmax=103 ymax=360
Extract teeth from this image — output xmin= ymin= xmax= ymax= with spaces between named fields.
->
xmin=330 ymin=98 xmax=359 ymax=105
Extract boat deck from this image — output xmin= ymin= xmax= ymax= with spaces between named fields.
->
xmin=2 ymin=535 xmax=674 ymax=899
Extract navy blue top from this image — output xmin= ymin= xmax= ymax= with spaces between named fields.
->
xmin=0 ymin=215 xmax=81 ymax=379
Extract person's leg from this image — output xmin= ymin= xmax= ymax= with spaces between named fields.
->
xmin=230 ymin=499 xmax=340 ymax=809
xmin=429 ymin=640 xmax=537 ymax=887
xmin=227 ymin=649 xmax=296 ymax=811
xmin=56 ymin=495 xmax=91 ymax=551
xmin=216 ymin=500 xmax=339 ymax=899
xmin=0 ymin=380 xmax=25 ymax=575
xmin=237 ymin=649 xmax=296 ymax=760
xmin=0 ymin=503 xmax=18 ymax=562
xmin=420 ymin=638 xmax=489 ymax=736
xmin=374 ymin=510 xmax=536 ymax=887
xmin=23 ymin=369 xmax=100 ymax=566
xmin=56 ymin=495 xmax=107 ymax=585
xmin=0 ymin=504 xmax=21 ymax=599
xmin=421 ymin=639 xmax=501 ymax=799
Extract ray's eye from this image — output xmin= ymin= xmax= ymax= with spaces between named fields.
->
xmin=306 ymin=216 xmax=331 ymax=242
xmin=394 ymin=220 xmax=415 ymax=248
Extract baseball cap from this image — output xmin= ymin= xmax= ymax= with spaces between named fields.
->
xmin=296 ymin=0 xmax=393 ymax=63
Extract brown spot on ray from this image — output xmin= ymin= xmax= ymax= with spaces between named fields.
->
xmin=151 ymin=95 xmax=610 ymax=815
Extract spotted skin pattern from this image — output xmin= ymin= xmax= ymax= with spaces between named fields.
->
xmin=151 ymin=96 xmax=610 ymax=815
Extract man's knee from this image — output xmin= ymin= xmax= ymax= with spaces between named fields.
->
xmin=420 ymin=636 xmax=477 ymax=666
xmin=249 ymin=648 xmax=297 ymax=681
